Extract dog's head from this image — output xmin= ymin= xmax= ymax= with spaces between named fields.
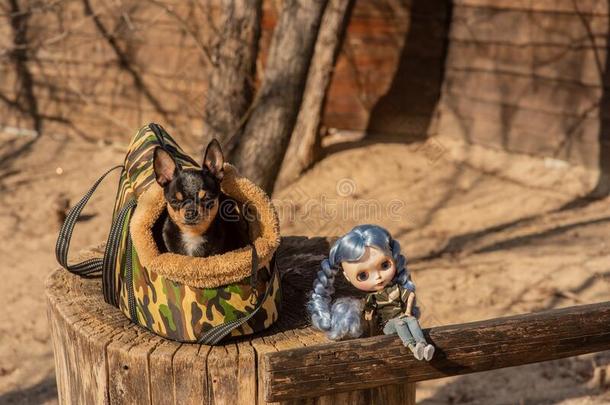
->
xmin=153 ymin=139 xmax=224 ymax=233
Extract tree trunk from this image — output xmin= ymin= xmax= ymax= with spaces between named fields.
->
xmin=588 ymin=0 xmax=610 ymax=198
xmin=203 ymin=0 xmax=261 ymax=151
xmin=232 ymin=0 xmax=328 ymax=194
xmin=274 ymin=0 xmax=354 ymax=192
xmin=8 ymin=0 xmax=41 ymax=135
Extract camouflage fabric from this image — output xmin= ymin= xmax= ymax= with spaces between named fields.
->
xmin=364 ymin=283 xmax=412 ymax=326
xmin=109 ymin=124 xmax=280 ymax=342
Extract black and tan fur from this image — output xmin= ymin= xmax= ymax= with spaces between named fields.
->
xmin=152 ymin=139 xmax=248 ymax=257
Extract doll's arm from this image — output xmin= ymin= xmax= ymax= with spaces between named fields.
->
xmin=404 ymin=291 xmax=415 ymax=317
xmin=364 ymin=294 xmax=376 ymax=320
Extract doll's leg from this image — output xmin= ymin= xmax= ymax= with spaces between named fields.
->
xmin=405 ymin=316 xmax=435 ymax=361
xmin=405 ymin=316 xmax=426 ymax=344
xmin=383 ymin=319 xmax=424 ymax=360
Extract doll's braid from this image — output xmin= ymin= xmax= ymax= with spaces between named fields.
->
xmin=309 ymin=225 xmax=411 ymax=340
xmin=390 ymin=238 xmax=419 ymax=317
xmin=391 ymin=239 xmax=416 ymax=292
xmin=308 ymin=259 xmax=364 ymax=340
xmin=309 ymin=258 xmax=338 ymax=332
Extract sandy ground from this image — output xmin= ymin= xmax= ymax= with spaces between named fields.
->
xmin=1 ymin=130 xmax=610 ymax=404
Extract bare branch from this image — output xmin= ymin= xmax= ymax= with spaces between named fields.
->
xmin=81 ymin=0 xmax=175 ymax=128
xmin=145 ymin=0 xmax=215 ymax=65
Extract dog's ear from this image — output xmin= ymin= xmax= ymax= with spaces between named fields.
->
xmin=153 ymin=147 xmax=178 ymax=187
xmin=203 ymin=139 xmax=224 ymax=180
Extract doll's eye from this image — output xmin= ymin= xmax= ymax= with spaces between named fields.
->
xmin=357 ymin=271 xmax=369 ymax=281
xmin=380 ymin=260 xmax=391 ymax=270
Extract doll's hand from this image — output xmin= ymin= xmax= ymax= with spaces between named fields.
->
xmin=364 ymin=310 xmax=374 ymax=321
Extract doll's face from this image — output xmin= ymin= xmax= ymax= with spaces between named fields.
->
xmin=342 ymin=246 xmax=396 ymax=292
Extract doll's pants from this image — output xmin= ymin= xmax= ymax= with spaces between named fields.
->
xmin=383 ymin=316 xmax=426 ymax=348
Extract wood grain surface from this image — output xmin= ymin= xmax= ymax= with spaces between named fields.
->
xmin=47 ymin=236 xmax=415 ymax=404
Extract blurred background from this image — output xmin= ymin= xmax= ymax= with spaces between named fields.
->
xmin=2 ymin=0 xmax=610 ymax=403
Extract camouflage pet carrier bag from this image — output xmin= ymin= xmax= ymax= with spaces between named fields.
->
xmin=55 ymin=123 xmax=282 ymax=344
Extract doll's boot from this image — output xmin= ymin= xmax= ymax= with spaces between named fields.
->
xmin=410 ymin=342 xmax=425 ymax=361
xmin=423 ymin=344 xmax=435 ymax=361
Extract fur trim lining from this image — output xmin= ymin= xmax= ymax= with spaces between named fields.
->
xmin=130 ymin=164 xmax=281 ymax=288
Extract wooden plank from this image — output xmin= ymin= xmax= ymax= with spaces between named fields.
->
xmin=439 ymin=0 xmax=610 ymax=168
xmin=286 ymin=327 xmax=326 ymax=348
xmin=316 ymin=390 xmax=368 ymax=405
xmin=436 ymin=112 xmax=599 ymax=169
xmin=262 ymin=302 xmax=610 ymax=401
xmin=370 ymin=383 xmax=415 ymax=405
xmin=207 ymin=345 xmax=239 ymax=405
xmin=438 ymin=92 xmax=603 ymax=142
xmin=450 ymin=7 xmax=609 ymax=46
xmin=265 ymin=331 xmax=311 ymax=405
xmin=28 ymin=57 xmax=207 ymax=82
xmin=173 ymin=344 xmax=211 ymax=405
xmin=149 ymin=341 xmax=181 ymax=405
xmin=47 ymin=296 xmax=77 ymax=404
xmin=47 ymin=267 xmax=136 ymax=404
xmin=256 ymin=330 xmax=416 ymax=405
xmin=440 ymin=77 xmax=604 ymax=140
xmin=435 ymin=96 xmax=600 ymax=167
xmin=250 ymin=336 xmax=281 ymax=405
xmin=106 ymin=326 xmax=152 ymax=404
xmin=455 ymin=0 xmax=609 ymax=16
xmin=47 ymin=275 xmax=96 ymax=404
xmin=446 ymin=41 xmax=609 ymax=88
xmin=204 ymin=342 xmax=258 ymax=405
xmin=236 ymin=342 xmax=258 ymax=405
xmin=440 ymin=77 xmax=605 ymax=123
xmin=70 ymin=295 xmax=131 ymax=404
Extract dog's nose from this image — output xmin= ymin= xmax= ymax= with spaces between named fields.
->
xmin=184 ymin=209 xmax=198 ymax=220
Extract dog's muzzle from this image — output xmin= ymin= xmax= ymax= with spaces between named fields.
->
xmin=184 ymin=209 xmax=198 ymax=221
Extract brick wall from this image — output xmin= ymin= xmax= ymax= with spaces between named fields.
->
xmin=1 ymin=0 xmax=447 ymax=148
xmin=435 ymin=0 xmax=610 ymax=168
xmin=3 ymin=0 xmax=606 ymax=170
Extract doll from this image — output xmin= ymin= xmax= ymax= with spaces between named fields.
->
xmin=308 ymin=224 xmax=435 ymax=361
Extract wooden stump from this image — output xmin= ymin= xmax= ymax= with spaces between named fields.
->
xmin=47 ymin=236 xmax=415 ymax=405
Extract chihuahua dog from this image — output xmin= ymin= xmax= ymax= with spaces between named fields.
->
xmin=153 ymin=139 xmax=248 ymax=257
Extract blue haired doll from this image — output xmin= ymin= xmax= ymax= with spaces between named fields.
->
xmin=308 ymin=224 xmax=435 ymax=361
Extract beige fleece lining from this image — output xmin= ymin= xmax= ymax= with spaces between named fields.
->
xmin=130 ymin=164 xmax=281 ymax=288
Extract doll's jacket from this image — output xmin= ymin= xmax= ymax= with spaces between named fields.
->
xmin=363 ymin=283 xmax=414 ymax=325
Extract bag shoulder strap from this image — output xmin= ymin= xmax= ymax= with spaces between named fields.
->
xmin=55 ymin=166 xmax=123 ymax=276
xmin=197 ymin=250 xmax=278 ymax=345
xmin=196 ymin=204 xmax=276 ymax=345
